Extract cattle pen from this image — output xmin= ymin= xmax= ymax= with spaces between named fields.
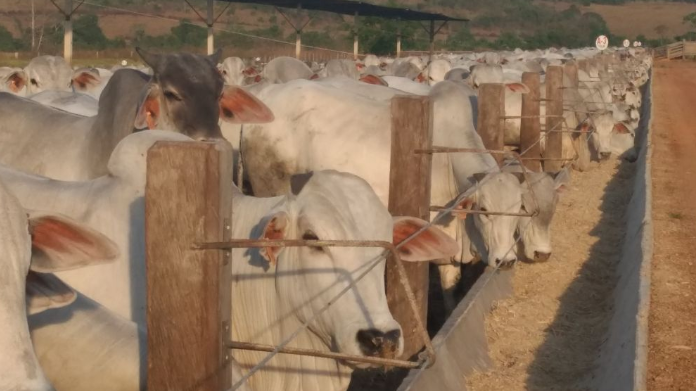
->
xmin=138 ymin=50 xmax=653 ymax=391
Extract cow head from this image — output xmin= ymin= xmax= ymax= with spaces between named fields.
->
xmin=589 ymin=113 xmax=633 ymax=160
xmin=0 ymin=181 xmax=118 ymax=391
xmin=133 ymin=48 xmax=274 ymax=140
xmin=516 ymin=169 xmax=569 ymax=263
xmin=255 ymin=171 xmax=458 ymax=364
xmin=24 ymin=55 xmax=74 ymax=94
xmin=458 ymin=172 xmax=525 ymax=268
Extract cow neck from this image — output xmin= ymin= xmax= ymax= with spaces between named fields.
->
xmin=88 ymin=70 xmax=149 ymax=169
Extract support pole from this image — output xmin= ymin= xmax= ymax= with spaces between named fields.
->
xmin=295 ymin=3 xmax=302 ymax=59
xmin=477 ymin=83 xmax=506 ymax=165
xmin=520 ymin=72 xmax=542 ymax=171
xmin=429 ymin=19 xmax=435 ymax=58
xmin=387 ymin=96 xmax=433 ymax=360
xmin=63 ymin=0 xmax=73 ymax=63
xmin=544 ymin=66 xmax=564 ymax=172
xmin=146 ymin=141 xmax=233 ymax=391
xmin=353 ymin=11 xmax=359 ymax=60
xmin=396 ymin=18 xmax=402 ymax=58
xmin=207 ymin=0 xmax=214 ymax=55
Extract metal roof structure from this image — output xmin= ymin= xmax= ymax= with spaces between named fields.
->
xmin=216 ymin=0 xmax=468 ymax=21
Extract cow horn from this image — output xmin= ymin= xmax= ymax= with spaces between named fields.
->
xmin=209 ymin=48 xmax=223 ymax=65
xmin=135 ymin=47 xmax=162 ymax=71
xmin=291 ymin=172 xmax=314 ymax=196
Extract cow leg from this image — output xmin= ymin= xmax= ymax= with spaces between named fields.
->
xmin=438 ymin=263 xmax=461 ymax=313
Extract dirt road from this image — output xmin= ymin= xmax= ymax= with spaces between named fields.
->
xmin=648 ymin=60 xmax=696 ymax=391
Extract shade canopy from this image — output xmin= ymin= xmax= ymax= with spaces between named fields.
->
xmin=216 ymin=0 xmax=468 ymax=21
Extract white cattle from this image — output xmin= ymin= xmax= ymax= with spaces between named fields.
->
xmin=219 ymin=56 xmax=248 ymax=86
xmin=0 ymin=49 xmax=272 ymax=181
xmin=0 ymin=131 xmax=193 ymax=324
xmin=29 ymin=90 xmax=99 ymax=116
xmin=0 ymin=178 xmax=118 ymax=391
xmin=423 ymin=59 xmax=452 ymax=85
xmin=381 ymin=76 xmax=431 ymax=95
xmin=320 ymin=59 xmax=361 ymax=80
xmin=502 ymin=162 xmax=570 ymax=262
xmin=231 ymin=170 xmax=458 ymax=391
xmin=24 ymin=56 xmax=74 ymax=94
xmin=262 ymin=56 xmax=314 ymax=83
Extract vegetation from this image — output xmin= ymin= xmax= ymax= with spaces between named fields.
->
xmin=4 ymin=0 xmax=696 ymax=55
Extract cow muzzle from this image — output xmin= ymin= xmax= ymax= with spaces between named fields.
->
xmin=533 ymin=251 xmax=552 ymax=263
xmin=356 ymin=328 xmax=401 ymax=359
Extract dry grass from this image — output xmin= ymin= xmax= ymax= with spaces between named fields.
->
xmin=466 ymin=157 xmax=635 ymax=391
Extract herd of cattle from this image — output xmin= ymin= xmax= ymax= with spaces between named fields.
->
xmin=0 ymin=45 xmax=651 ymax=391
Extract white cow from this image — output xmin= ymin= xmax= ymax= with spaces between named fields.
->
xmin=219 ymin=56 xmax=248 ymax=86
xmin=0 ymin=50 xmax=272 ymax=181
xmin=262 ymin=56 xmax=314 ymax=83
xmin=29 ymin=90 xmax=99 ymax=117
xmin=0 ymin=178 xmax=118 ymax=391
xmin=231 ymin=170 xmax=458 ymax=391
xmin=0 ymin=131 xmax=193 ymax=324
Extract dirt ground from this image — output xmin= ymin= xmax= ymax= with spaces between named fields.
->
xmin=647 ymin=60 xmax=696 ymax=391
xmin=466 ymin=156 xmax=636 ymax=391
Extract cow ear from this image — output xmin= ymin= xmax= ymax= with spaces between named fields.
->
xmin=25 ymin=271 xmax=76 ymax=315
xmin=453 ymin=197 xmax=474 ymax=220
xmin=6 ymin=70 xmax=27 ymax=93
xmin=359 ymin=74 xmax=387 ymax=86
xmin=257 ymin=212 xmax=289 ymax=266
xmin=552 ymin=168 xmax=571 ymax=195
xmin=505 ymin=83 xmax=530 ymax=94
xmin=392 ymin=217 xmax=459 ymax=262
xmin=72 ymin=69 xmax=100 ymax=91
xmin=28 ymin=212 xmax=119 ymax=273
xmin=613 ymin=122 xmax=631 ymax=134
xmin=219 ymin=86 xmax=274 ymax=124
xmin=134 ymin=86 xmax=160 ymax=130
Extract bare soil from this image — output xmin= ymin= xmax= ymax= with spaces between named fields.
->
xmin=647 ymin=60 xmax=696 ymax=391
xmin=466 ymin=157 xmax=636 ymax=390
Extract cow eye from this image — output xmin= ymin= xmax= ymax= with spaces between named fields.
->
xmin=30 ymin=78 xmax=38 ymax=86
xmin=164 ymin=90 xmax=182 ymax=101
xmin=302 ymin=231 xmax=323 ymax=252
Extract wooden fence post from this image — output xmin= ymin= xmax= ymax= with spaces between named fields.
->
xmin=520 ymin=72 xmax=542 ymax=172
xmin=387 ymin=95 xmax=433 ymax=360
xmin=544 ymin=66 xmax=564 ymax=172
xmin=146 ymin=141 xmax=233 ymax=391
xmin=477 ymin=83 xmax=505 ymax=165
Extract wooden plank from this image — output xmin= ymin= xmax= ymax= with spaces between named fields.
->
xmin=520 ymin=72 xmax=542 ymax=171
xmin=476 ymin=83 xmax=505 ymax=165
xmin=146 ymin=141 xmax=233 ymax=391
xmin=387 ymin=95 xmax=433 ymax=360
xmin=544 ymin=66 xmax=564 ymax=172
